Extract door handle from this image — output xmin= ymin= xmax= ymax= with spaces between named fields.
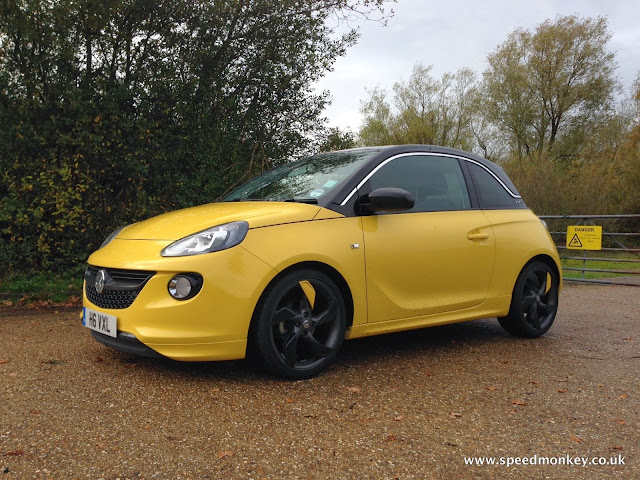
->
xmin=467 ymin=232 xmax=489 ymax=241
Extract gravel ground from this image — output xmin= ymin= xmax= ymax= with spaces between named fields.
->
xmin=1 ymin=284 xmax=638 ymax=480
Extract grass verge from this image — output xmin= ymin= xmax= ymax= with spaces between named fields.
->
xmin=560 ymin=250 xmax=640 ymax=280
xmin=0 ymin=272 xmax=83 ymax=305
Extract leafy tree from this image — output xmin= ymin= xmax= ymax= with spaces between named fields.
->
xmin=358 ymin=86 xmax=395 ymax=145
xmin=317 ymin=127 xmax=357 ymax=152
xmin=0 ymin=0 xmax=392 ymax=272
xmin=616 ymin=74 xmax=640 ymax=214
xmin=359 ymin=64 xmax=479 ymax=151
xmin=355 ymin=15 xmax=638 ymax=216
xmin=481 ymin=15 xmax=619 ymax=161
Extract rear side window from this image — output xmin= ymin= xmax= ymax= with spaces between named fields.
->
xmin=467 ymin=162 xmax=525 ymax=209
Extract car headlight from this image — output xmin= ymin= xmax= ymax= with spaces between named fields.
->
xmin=161 ymin=221 xmax=249 ymax=257
xmin=99 ymin=226 xmax=126 ymax=249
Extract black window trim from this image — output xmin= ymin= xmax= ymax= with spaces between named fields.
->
xmin=458 ymin=157 xmax=481 ymax=210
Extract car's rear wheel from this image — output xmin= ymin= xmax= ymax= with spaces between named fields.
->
xmin=250 ymin=269 xmax=346 ymax=379
xmin=498 ymin=261 xmax=559 ymax=337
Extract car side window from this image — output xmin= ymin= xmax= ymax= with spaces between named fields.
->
xmin=368 ymin=155 xmax=471 ymax=213
xmin=467 ymin=162 xmax=522 ymax=209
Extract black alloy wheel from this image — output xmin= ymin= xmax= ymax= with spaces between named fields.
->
xmin=250 ymin=269 xmax=347 ymax=379
xmin=499 ymin=261 xmax=559 ymax=337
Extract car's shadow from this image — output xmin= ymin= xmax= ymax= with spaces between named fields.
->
xmin=339 ymin=318 xmax=507 ymax=359
xmin=103 ymin=318 xmax=512 ymax=381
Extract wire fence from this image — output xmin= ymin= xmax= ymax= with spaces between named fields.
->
xmin=539 ymin=215 xmax=640 ymax=287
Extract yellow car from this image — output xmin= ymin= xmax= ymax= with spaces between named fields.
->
xmin=83 ymin=145 xmax=561 ymax=379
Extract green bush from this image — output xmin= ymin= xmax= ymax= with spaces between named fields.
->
xmin=1 ymin=0 xmax=383 ymax=275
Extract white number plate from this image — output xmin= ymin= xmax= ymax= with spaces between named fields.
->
xmin=83 ymin=307 xmax=117 ymax=338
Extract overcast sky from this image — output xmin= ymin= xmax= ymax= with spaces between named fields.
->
xmin=315 ymin=0 xmax=640 ymax=132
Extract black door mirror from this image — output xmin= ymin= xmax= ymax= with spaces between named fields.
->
xmin=360 ymin=187 xmax=414 ymax=213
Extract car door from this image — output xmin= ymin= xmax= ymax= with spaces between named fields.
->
xmin=359 ymin=153 xmax=496 ymax=323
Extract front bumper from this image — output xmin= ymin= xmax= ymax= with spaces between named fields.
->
xmin=91 ymin=330 xmax=165 ymax=358
xmin=82 ymin=239 xmax=276 ymax=361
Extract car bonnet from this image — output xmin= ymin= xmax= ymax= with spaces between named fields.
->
xmin=116 ymin=202 xmax=334 ymax=241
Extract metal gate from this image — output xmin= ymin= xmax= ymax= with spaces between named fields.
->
xmin=539 ymin=215 xmax=640 ymax=286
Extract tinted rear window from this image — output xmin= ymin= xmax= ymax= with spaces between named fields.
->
xmin=468 ymin=162 xmax=526 ymax=209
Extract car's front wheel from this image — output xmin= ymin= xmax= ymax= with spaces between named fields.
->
xmin=250 ymin=268 xmax=347 ymax=379
xmin=498 ymin=260 xmax=559 ymax=337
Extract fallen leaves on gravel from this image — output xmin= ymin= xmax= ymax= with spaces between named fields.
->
xmin=0 ymin=296 xmax=81 ymax=311
xmin=62 ymin=295 xmax=81 ymax=307
xmin=121 ymin=358 xmax=138 ymax=367
xmin=28 ymin=300 xmax=54 ymax=309
xmin=4 ymin=450 xmax=25 ymax=456
xmin=28 ymin=297 xmax=81 ymax=309
xmin=42 ymin=359 xmax=66 ymax=365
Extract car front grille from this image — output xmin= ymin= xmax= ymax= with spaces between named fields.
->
xmin=85 ymin=266 xmax=156 ymax=310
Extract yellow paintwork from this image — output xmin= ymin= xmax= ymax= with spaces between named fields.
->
xmin=348 ymin=209 xmax=561 ymax=338
xmin=83 ymin=201 xmax=561 ymax=361
xmin=85 ymin=236 xmax=276 ymax=360
xmin=239 ymin=216 xmax=368 ymax=329
xmin=299 ymin=281 xmax=316 ymax=309
xmin=481 ymin=209 xmax=563 ymax=296
xmin=118 ymin=201 xmax=325 ymax=240
xmin=361 ymin=210 xmax=495 ymax=322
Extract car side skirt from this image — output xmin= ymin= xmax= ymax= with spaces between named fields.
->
xmin=345 ymin=295 xmax=511 ymax=339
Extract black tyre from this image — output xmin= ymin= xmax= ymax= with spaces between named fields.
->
xmin=249 ymin=269 xmax=347 ymax=379
xmin=498 ymin=261 xmax=559 ymax=338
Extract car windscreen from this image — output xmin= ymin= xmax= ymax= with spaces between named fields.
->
xmin=221 ymin=149 xmax=379 ymax=203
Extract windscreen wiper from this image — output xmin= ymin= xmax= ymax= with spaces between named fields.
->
xmin=225 ymin=198 xmax=266 ymax=202
xmin=224 ymin=197 xmax=318 ymax=204
xmin=283 ymin=198 xmax=318 ymax=204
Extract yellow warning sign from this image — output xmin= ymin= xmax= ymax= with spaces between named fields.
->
xmin=566 ymin=225 xmax=602 ymax=250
